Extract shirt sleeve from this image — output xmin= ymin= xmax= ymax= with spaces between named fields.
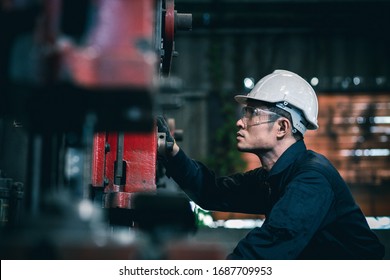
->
xmin=165 ymin=149 xmax=269 ymax=213
xmin=228 ymin=170 xmax=334 ymax=259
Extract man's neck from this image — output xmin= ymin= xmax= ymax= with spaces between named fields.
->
xmin=258 ymin=138 xmax=297 ymax=171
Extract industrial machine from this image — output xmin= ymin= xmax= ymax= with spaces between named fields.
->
xmin=0 ymin=0 xmax=223 ymax=259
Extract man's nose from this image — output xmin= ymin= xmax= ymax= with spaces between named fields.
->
xmin=236 ymin=118 xmax=245 ymax=129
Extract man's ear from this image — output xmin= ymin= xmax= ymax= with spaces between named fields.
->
xmin=276 ymin=118 xmax=290 ymax=137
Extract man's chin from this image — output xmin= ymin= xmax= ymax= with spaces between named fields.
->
xmin=237 ymin=146 xmax=250 ymax=153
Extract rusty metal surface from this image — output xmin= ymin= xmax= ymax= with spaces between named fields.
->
xmin=91 ymin=132 xmax=106 ymax=187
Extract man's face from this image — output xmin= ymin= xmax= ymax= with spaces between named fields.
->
xmin=235 ymin=103 xmax=279 ymax=153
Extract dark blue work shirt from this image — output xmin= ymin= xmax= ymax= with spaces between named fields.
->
xmin=165 ymin=140 xmax=385 ymax=259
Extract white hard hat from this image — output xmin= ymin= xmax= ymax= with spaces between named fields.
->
xmin=234 ymin=70 xmax=319 ymax=135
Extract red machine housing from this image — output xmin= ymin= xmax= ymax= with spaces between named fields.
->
xmin=60 ymin=0 xmax=192 ymax=214
xmin=61 ymin=0 xmax=159 ymax=210
xmin=92 ymin=132 xmax=157 ymax=209
xmin=62 ymin=0 xmax=157 ymax=88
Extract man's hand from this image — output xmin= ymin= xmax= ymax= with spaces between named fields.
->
xmin=156 ymin=115 xmax=179 ymax=157
xmin=157 ymin=116 xmax=175 ymax=143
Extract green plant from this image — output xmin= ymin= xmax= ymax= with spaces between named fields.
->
xmin=204 ymin=38 xmax=246 ymax=175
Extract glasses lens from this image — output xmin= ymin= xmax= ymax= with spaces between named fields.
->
xmin=241 ymin=106 xmax=256 ymax=126
xmin=240 ymin=106 xmax=278 ymax=127
xmin=241 ymin=106 xmax=254 ymax=119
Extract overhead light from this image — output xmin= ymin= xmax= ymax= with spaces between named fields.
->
xmin=310 ymin=77 xmax=319 ymax=86
xmin=243 ymin=77 xmax=255 ymax=89
xmin=353 ymin=76 xmax=361 ymax=85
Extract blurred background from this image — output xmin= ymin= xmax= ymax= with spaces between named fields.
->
xmin=0 ymin=0 xmax=389 ymax=259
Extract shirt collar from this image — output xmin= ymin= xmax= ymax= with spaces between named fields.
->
xmin=268 ymin=140 xmax=307 ymax=177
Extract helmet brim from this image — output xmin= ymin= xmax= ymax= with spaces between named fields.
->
xmin=234 ymin=95 xmax=260 ymax=104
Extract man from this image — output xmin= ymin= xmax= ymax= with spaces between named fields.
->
xmin=157 ymin=70 xmax=385 ymax=259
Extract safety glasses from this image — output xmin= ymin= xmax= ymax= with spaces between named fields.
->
xmin=240 ymin=106 xmax=280 ymax=128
